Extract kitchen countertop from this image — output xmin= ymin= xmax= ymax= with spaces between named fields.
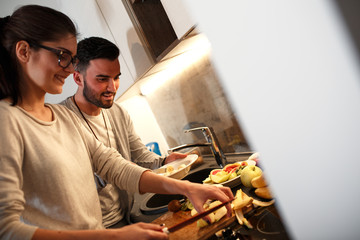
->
xmin=130 ymin=153 xmax=291 ymax=239
xmin=130 ymin=153 xmax=242 ymax=223
xmin=130 ymin=157 xmax=218 ymax=223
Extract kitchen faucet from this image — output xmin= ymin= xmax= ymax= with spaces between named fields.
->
xmin=168 ymin=127 xmax=227 ymax=168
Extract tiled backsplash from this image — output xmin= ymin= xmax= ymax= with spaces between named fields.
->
xmin=142 ymin=52 xmax=251 ymax=155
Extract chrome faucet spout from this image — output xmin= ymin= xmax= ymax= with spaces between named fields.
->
xmin=168 ymin=143 xmax=211 ymax=152
xmin=168 ymin=127 xmax=227 ymax=168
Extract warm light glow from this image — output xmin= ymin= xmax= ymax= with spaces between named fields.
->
xmin=140 ymin=34 xmax=211 ymax=96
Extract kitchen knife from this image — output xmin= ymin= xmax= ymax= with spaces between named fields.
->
xmin=162 ymin=198 xmax=235 ymax=233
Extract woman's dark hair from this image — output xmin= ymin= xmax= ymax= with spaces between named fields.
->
xmin=76 ymin=37 xmax=120 ymax=74
xmin=0 ymin=4 xmax=78 ymax=105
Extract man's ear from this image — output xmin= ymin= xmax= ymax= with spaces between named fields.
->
xmin=15 ymin=40 xmax=31 ymax=63
xmin=73 ymin=71 xmax=83 ymax=87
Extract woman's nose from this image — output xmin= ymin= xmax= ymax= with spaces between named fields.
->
xmin=64 ymin=63 xmax=75 ymax=73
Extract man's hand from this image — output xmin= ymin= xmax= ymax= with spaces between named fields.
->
xmin=164 ymin=152 xmax=187 ymax=165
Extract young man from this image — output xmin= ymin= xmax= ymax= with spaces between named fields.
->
xmin=61 ymin=37 xmax=187 ymax=228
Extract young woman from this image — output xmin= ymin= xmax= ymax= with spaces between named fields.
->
xmin=0 ymin=5 xmax=233 ymax=240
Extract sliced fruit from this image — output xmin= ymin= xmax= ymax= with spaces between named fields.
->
xmin=208 ymin=200 xmax=222 ymax=209
xmin=191 ymin=200 xmax=212 ymax=216
xmin=197 ymin=213 xmax=215 ymax=228
xmin=236 ymin=162 xmax=248 ymax=176
xmin=197 ymin=218 xmax=208 ymax=228
xmin=240 ymin=161 xmax=249 ymax=166
xmin=187 ymin=200 xmax=194 ymax=210
xmin=223 ymin=163 xmax=240 ymax=173
xmin=214 ymin=206 xmax=227 ymax=222
xmin=251 ymin=174 xmax=267 ymax=188
xmin=240 ymin=165 xmax=262 ymax=188
xmin=196 ymin=200 xmax=227 ymax=227
xmin=202 ymin=176 xmax=212 ymax=183
xmin=255 ymin=186 xmax=273 ymax=199
xmin=228 ymin=171 xmax=238 ymax=180
xmin=210 ymin=169 xmax=222 ymax=175
xmin=242 ymin=217 xmax=253 ymax=229
xmin=191 ymin=208 xmax=197 ymax=216
xmin=208 ymin=200 xmax=227 ymax=221
xmin=233 ymin=189 xmax=253 ymax=210
xmin=180 ymin=198 xmax=194 ymax=211
xmin=210 ymin=170 xmax=231 ymax=183
xmin=252 ymin=199 xmax=275 ymax=207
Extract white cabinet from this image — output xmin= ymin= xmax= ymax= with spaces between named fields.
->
xmin=161 ymin=0 xmax=196 ymax=39
xmin=96 ymin=0 xmax=153 ymax=83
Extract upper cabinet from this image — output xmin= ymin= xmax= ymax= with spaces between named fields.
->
xmin=124 ymin=0 xmax=178 ymax=62
xmin=96 ymin=0 xmax=196 ymax=83
xmin=160 ymin=0 xmax=196 ymax=40
xmin=96 ymin=0 xmax=151 ymax=79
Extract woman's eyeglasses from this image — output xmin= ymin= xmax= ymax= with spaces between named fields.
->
xmin=32 ymin=43 xmax=77 ymax=69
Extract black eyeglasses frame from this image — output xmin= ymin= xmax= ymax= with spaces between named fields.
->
xmin=31 ymin=43 xmax=77 ymax=69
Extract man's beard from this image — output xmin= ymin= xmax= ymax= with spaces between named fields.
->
xmin=83 ymin=77 xmax=114 ymax=109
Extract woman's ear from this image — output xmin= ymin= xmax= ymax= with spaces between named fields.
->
xmin=15 ymin=40 xmax=31 ymax=63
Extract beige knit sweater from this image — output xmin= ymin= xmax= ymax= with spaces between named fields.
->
xmin=61 ymin=97 xmax=163 ymax=227
xmin=0 ymin=100 xmax=146 ymax=240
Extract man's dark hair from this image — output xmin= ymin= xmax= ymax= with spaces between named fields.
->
xmin=76 ymin=37 xmax=120 ymax=73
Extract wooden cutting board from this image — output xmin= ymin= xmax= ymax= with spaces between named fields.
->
xmin=152 ymin=210 xmax=236 ymax=240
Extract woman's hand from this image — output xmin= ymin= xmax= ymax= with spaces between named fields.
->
xmin=182 ymin=182 xmax=234 ymax=223
xmin=139 ymin=171 xmax=234 ymax=223
xmin=32 ymin=222 xmax=169 ymax=240
xmin=111 ymin=222 xmax=168 ymax=240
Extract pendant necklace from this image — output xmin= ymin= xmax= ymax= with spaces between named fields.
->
xmin=72 ymin=95 xmax=111 ymax=148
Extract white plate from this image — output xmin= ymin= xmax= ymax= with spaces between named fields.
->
xmin=153 ymin=154 xmax=198 ymax=179
xmin=205 ymin=159 xmax=257 ymax=188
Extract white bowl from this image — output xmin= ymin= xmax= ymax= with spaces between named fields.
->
xmin=153 ymin=154 xmax=198 ymax=180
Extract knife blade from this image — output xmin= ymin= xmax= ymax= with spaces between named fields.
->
xmin=163 ymin=198 xmax=235 ymax=233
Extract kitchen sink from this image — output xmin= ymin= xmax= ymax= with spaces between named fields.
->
xmin=140 ymin=167 xmax=216 ymax=215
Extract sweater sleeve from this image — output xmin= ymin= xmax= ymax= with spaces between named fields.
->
xmin=91 ymin=142 xmax=148 ymax=195
xmin=66 ymin=108 xmax=148 ymax=195
xmin=0 ymin=105 xmax=38 ymax=240
xmin=110 ymin=103 xmax=164 ymax=169
xmin=60 ymin=99 xmax=150 ymax=191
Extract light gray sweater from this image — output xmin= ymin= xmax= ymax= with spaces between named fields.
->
xmin=0 ymin=100 xmax=147 ymax=240
xmin=61 ymin=97 xmax=163 ymax=227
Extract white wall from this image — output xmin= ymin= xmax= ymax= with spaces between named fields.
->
xmin=118 ymin=96 xmax=169 ymax=156
xmin=185 ymin=0 xmax=360 ymax=239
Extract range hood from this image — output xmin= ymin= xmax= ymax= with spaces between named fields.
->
xmin=118 ymin=31 xmax=211 ymax=102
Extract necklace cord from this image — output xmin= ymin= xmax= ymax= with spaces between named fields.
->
xmin=72 ymin=95 xmax=109 ymax=187
xmin=72 ymin=95 xmax=111 ymax=148
xmin=72 ymin=95 xmax=99 ymax=140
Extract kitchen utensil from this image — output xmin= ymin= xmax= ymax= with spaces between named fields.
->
xmin=163 ymin=198 xmax=235 ymax=233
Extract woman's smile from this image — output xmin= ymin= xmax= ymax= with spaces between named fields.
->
xmin=55 ymin=74 xmax=67 ymax=85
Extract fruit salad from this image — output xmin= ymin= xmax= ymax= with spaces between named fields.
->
xmin=203 ymin=161 xmax=249 ymax=184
